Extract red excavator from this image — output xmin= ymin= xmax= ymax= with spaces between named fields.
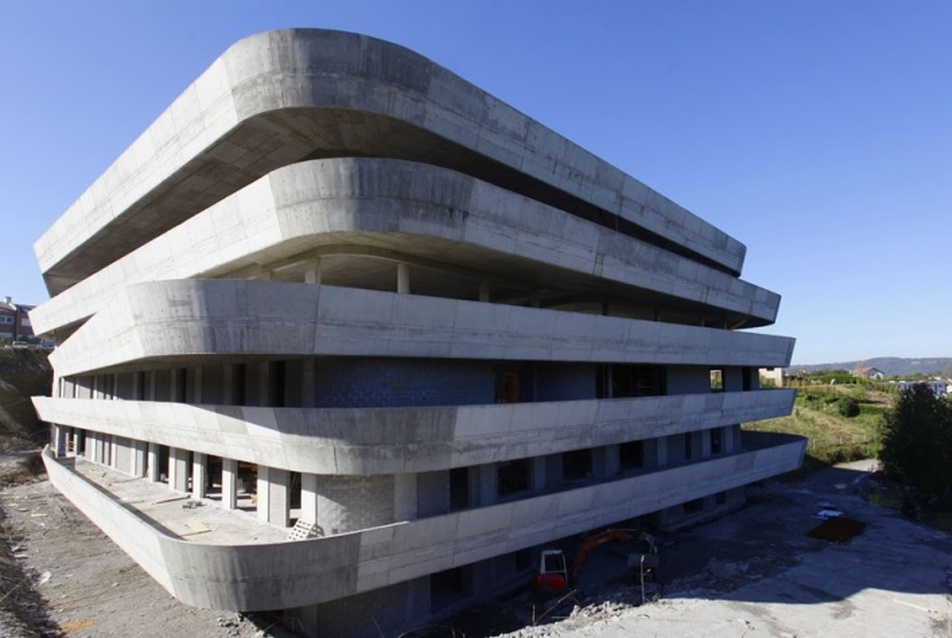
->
xmin=530 ymin=528 xmax=658 ymax=592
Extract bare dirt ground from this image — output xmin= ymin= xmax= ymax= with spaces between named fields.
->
xmin=2 ymin=451 xmax=951 ymax=637
xmin=0 ymin=449 xmax=286 ymax=638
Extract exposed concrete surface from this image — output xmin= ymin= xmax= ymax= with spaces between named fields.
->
xmin=34 ymin=390 xmax=795 ymax=475
xmin=489 ymin=460 xmax=952 ymax=637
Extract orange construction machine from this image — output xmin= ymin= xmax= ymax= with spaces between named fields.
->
xmin=530 ymin=528 xmax=658 ymax=592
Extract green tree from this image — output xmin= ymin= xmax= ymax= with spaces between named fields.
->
xmin=878 ymin=383 xmax=952 ymax=504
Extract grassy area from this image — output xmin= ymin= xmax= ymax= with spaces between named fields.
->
xmin=744 ymin=385 xmax=892 ymax=467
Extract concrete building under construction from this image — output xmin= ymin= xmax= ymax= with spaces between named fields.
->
xmin=32 ymin=29 xmax=804 ymax=636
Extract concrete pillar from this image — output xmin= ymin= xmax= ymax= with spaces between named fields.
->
xmin=109 ymin=436 xmax=118 ymax=468
xmin=168 ymin=447 xmax=189 ymax=492
xmin=147 ymin=443 xmax=160 ymax=482
xmin=604 ymin=444 xmax=620 ymax=476
xmin=222 ymin=458 xmax=238 ymax=510
xmin=71 ymin=429 xmax=81 ymax=456
xmin=304 ymin=257 xmax=322 ymax=285
xmin=51 ymin=424 xmax=66 ymax=457
xmin=111 ymin=374 xmax=118 ymax=400
xmin=477 ymin=464 xmax=496 ymax=507
xmin=397 ymin=263 xmax=410 ymax=294
xmin=132 ymin=440 xmax=148 ymax=477
xmin=531 ymin=457 xmax=547 ymax=491
xmin=146 ymin=370 xmax=157 ymax=400
xmin=723 ymin=425 xmax=735 ymax=454
xmin=191 ymin=366 xmax=203 ymax=404
xmin=701 ymin=429 xmax=713 ymax=458
xmin=192 ymin=453 xmax=207 ymax=499
xmin=257 ymin=466 xmax=290 ymax=526
xmin=253 ymin=361 xmax=269 ymax=407
xmin=301 ymin=359 xmax=316 ymax=408
xmin=300 ymin=473 xmax=319 ymax=525
xmin=656 ymin=435 xmax=669 ymax=467
xmin=479 ymin=281 xmax=490 ymax=302
xmin=394 ymin=473 xmax=418 ymax=522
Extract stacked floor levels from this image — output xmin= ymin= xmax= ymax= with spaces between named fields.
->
xmin=32 ymin=29 xmax=804 ymax=636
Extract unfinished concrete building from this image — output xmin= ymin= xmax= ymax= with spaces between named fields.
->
xmin=32 ymin=29 xmax=804 ymax=636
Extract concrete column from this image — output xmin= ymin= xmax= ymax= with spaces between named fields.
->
xmin=109 ymin=436 xmax=118 ymax=468
xmin=477 ymin=464 xmax=497 ymax=507
xmin=71 ymin=429 xmax=81 ymax=456
xmin=300 ymin=473 xmax=319 ymax=525
xmin=191 ymin=366 xmax=203 ymax=404
xmin=701 ymin=429 xmax=713 ymax=458
xmin=304 ymin=257 xmax=322 ymax=285
xmin=168 ymin=447 xmax=190 ymax=492
xmin=604 ymin=444 xmax=620 ymax=476
xmin=656 ymin=435 xmax=669 ymax=467
xmin=253 ymin=361 xmax=269 ymax=407
xmin=257 ymin=466 xmax=290 ymax=526
xmin=111 ymin=374 xmax=119 ymax=400
xmin=397 ymin=263 xmax=410 ymax=294
xmin=301 ymin=359 xmax=316 ymax=408
xmin=192 ymin=453 xmax=207 ymax=499
xmin=147 ymin=443 xmax=160 ymax=482
xmin=723 ymin=425 xmax=735 ymax=454
xmin=222 ymin=458 xmax=238 ymax=510
xmin=146 ymin=370 xmax=157 ymax=400
xmin=132 ymin=440 xmax=148 ymax=477
xmin=394 ymin=473 xmax=418 ymax=522
xmin=531 ymin=457 xmax=547 ymax=491
xmin=479 ymin=281 xmax=490 ymax=302
xmin=51 ymin=424 xmax=66 ymax=457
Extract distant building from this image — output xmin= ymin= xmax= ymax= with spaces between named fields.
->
xmin=760 ymin=367 xmax=785 ymax=387
xmin=0 ymin=296 xmax=35 ymax=341
xmin=853 ymin=365 xmax=885 ymax=381
xmin=892 ymin=380 xmax=949 ymax=397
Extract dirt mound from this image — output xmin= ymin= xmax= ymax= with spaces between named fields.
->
xmin=0 ymin=349 xmax=51 ymax=445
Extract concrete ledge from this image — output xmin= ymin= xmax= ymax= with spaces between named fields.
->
xmin=34 ymin=389 xmax=795 ymax=474
xmin=31 ymin=159 xmax=780 ymax=336
xmin=47 ymin=280 xmax=795 ymax=377
xmin=36 ymin=29 xmax=746 ymax=294
xmin=42 ymin=434 xmax=805 ymax=610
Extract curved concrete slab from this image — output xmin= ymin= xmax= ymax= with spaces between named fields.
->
xmin=32 ymin=159 xmax=779 ymax=336
xmin=34 ymin=389 xmax=795 ymax=474
xmin=47 ymin=279 xmax=795 ymax=378
xmin=36 ymin=29 xmax=746 ymax=295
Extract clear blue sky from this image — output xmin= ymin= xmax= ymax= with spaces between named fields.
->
xmin=2 ymin=1 xmax=950 ymax=365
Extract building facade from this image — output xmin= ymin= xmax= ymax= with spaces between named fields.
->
xmin=32 ymin=29 xmax=803 ymax=636
xmin=0 ymin=296 xmax=35 ymax=342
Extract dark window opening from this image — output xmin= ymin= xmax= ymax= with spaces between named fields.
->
xmin=269 ymin=361 xmax=286 ymax=407
xmin=562 ymin=449 xmax=593 ymax=481
xmin=495 ymin=372 xmax=519 ymax=403
xmin=710 ymin=428 xmax=722 ymax=455
xmin=683 ymin=498 xmax=704 ymax=514
xmin=450 ymin=467 xmax=470 ymax=512
xmin=598 ymin=365 xmax=667 ymax=398
xmin=175 ymin=368 xmax=187 ymax=403
xmin=620 ymin=440 xmax=644 ymax=469
xmin=683 ymin=433 xmax=693 ymax=461
xmin=497 ymin=459 xmax=531 ymax=497
xmin=715 ymin=491 xmax=727 ymax=505
xmin=233 ymin=364 xmax=246 ymax=406
xmin=516 ymin=549 xmax=532 ymax=571
xmin=431 ymin=566 xmax=471 ymax=612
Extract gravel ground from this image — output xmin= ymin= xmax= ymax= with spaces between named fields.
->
xmin=0 ymin=450 xmax=282 ymax=638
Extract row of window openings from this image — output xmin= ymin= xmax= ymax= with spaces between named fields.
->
xmin=70 ymin=364 xmax=753 ymax=406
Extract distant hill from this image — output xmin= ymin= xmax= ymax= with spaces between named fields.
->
xmin=790 ymin=357 xmax=952 ymax=378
